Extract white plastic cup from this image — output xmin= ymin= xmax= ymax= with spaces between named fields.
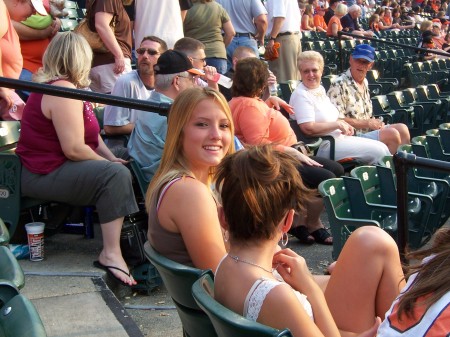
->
xmin=25 ymin=222 xmax=45 ymax=261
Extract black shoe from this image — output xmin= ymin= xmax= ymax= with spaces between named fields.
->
xmin=288 ymin=226 xmax=315 ymax=245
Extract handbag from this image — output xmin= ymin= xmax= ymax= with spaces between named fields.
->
xmin=120 ymin=211 xmax=148 ymax=267
xmin=0 ymin=91 xmax=25 ymax=121
xmin=74 ymin=0 xmax=115 ymax=53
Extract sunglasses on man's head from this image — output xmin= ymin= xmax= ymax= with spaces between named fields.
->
xmin=136 ymin=48 xmax=160 ymax=56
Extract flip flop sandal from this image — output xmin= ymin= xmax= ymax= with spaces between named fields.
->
xmin=93 ymin=260 xmax=134 ymax=287
xmin=288 ymin=226 xmax=315 ymax=245
xmin=310 ymin=228 xmax=333 ymax=245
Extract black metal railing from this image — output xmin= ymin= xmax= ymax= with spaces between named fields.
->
xmin=0 ymin=77 xmax=170 ymax=116
xmin=337 ymin=31 xmax=450 ymax=72
xmin=394 ymin=151 xmax=450 ymax=262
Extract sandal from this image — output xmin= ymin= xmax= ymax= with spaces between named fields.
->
xmin=310 ymin=228 xmax=333 ymax=245
xmin=288 ymin=226 xmax=315 ymax=245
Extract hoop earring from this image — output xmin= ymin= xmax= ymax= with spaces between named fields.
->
xmin=223 ymin=230 xmax=229 ymax=243
xmin=280 ymin=232 xmax=289 ymax=247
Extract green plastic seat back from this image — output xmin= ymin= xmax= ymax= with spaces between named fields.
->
xmin=0 ymin=281 xmax=46 ymax=337
xmin=318 ymin=178 xmax=353 ymax=219
xmin=143 ymin=242 xmax=217 ymax=337
xmin=0 ymin=154 xmax=22 ymax=237
xmin=192 ymin=274 xmax=293 ymax=337
xmin=129 ymin=160 xmax=149 ymax=198
xmin=0 ymin=246 xmax=24 ymax=290
xmin=0 ymin=219 xmax=10 ymax=246
xmin=350 ymin=166 xmax=388 ymax=205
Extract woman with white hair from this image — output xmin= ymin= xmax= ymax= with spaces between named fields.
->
xmin=326 ymin=3 xmax=354 ymax=38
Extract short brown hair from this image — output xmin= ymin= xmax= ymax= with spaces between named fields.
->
xmin=215 ymin=145 xmax=311 ymax=243
xmin=231 ymin=58 xmax=268 ymax=98
xmin=141 ymin=36 xmax=168 ymax=52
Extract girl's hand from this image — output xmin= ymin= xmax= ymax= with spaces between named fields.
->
xmin=356 ymin=317 xmax=382 ymax=337
xmin=273 ymin=249 xmax=316 ymax=293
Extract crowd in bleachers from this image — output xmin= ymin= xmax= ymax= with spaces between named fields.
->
xmin=2 ymin=0 xmax=450 ymax=335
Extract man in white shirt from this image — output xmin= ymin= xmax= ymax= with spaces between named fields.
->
xmin=265 ymin=0 xmax=302 ymax=82
xmin=103 ymin=36 xmax=168 ymax=138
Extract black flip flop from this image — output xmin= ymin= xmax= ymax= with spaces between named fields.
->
xmin=288 ymin=226 xmax=315 ymax=245
xmin=93 ymin=260 xmax=133 ymax=287
xmin=310 ymin=228 xmax=333 ymax=245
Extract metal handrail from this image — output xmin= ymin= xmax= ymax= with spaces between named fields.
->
xmin=0 ymin=77 xmax=170 ymax=116
xmin=394 ymin=151 xmax=450 ymax=262
xmin=337 ymin=31 xmax=450 ymax=71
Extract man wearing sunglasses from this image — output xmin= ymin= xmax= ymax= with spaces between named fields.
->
xmin=127 ymin=50 xmax=203 ymax=182
xmin=103 ymin=36 xmax=167 ymax=149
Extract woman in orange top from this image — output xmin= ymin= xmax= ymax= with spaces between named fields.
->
xmin=313 ymin=6 xmax=328 ymax=32
xmin=301 ymin=4 xmax=316 ymax=31
xmin=327 ymin=3 xmax=353 ymax=39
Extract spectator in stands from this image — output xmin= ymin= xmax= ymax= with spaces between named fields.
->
xmin=341 ymin=4 xmax=375 ymax=37
xmin=15 ymin=32 xmax=138 ymax=286
xmin=173 ymin=37 xmax=221 ymax=90
xmin=379 ymin=7 xmax=402 ymax=29
xmin=134 ymin=0 xmax=189 ymax=49
xmin=219 ymin=46 xmax=277 ymax=101
xmin=146 ymin=87 xmax=234 ymax=270
xmin=324 ymin=0 xmax=341 ymax=25
xmin=12 ymin=7 xmax=61 ymax=101
xmin=328 ymin=44 xmax=410 ymax=154
xmin=291 ymin=51 xmax=391 ymax=164
xmin=302 ymin=4 xmax=316 ymax=30
xmin=183 ymin=0 xmax=235 ymax=75
xmin=431 ymin=19 xmax=445 ymax=48
xmin=127 ymin=50 xmax=202 ymax=184
xmin=213 ymin=145 xmax=405 ymax=336
xmin=1 ymin=0 xmax=47 ymax=120
xmin=216 ymin=0 xmax=268 ymax=72
xmin=230 ymin=57 xmax=345 ymax=245
xmin=377 ymin=226 xmax=450 ymax=336
xmin=419 ymin=34 xmax=439 ymax=60
xmin=368 ymin=13 xmax=381 ymax=36
xmin=89 ymin=0 xmax=133 ymax=94
xmin=313 ymin=6 xmax=328 ymax=32
xmin=327 ymin=3 xmax=354 ymax=39
xmin=103 ymin=36 xmax=168 ymax=140
xmin=265 ymin=0 xmax=303 ymax=82
xmin=391 ymin=7 xmax=416 ymax=28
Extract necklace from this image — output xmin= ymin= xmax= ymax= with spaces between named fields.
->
xmin=227 ymin=254 xmax=274 ymax=274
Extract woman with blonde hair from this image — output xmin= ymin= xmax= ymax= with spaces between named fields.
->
xmin=327 ymin=3 xmax=353 ymax=39
xmin=302 ymin=4 xmax=316 ymax=31
xmin=146 ymin=87 xmax=235 ymax=271
xmin=16 ymin=32 xmax=139 ymax=286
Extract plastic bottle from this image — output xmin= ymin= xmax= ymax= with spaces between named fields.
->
xmin=211 ymin=73 xmax=233 ymax=89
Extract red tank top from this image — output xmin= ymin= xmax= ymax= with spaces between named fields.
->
xmin=16 ymin=85 xmax=100 ymax=174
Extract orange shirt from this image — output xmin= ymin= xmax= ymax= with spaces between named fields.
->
xmin=314 ymin=14 xmax=328 ymax=31
xmin=0 ymin=2 xmax=22 ymax=79
xmin=327 ymin=15 xmax=342 ymax=37
xmin=21 ymin=39 xmax=51 ymax=73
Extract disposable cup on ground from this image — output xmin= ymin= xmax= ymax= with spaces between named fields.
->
xmin=25 ymin=222 xmax=45 ymax=261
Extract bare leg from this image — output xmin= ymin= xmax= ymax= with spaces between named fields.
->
xmin=324 ymin=226 xmax=405 ymax=332
xmin=390 ymin=123 xmax=410 ymax=144
xmin=98 ymin=217 xmax=136 ymax=286
xmin=380 ymin=127 xmax=402 ymax=154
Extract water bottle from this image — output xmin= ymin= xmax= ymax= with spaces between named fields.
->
xmin=84 ymin=206 xmax=94 ymax=239
xmin=212 ymin=73 xmax=233 ymax=89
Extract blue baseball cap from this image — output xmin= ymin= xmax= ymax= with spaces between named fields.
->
xmin=351 ymin=44 xmax=375 ymax=62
